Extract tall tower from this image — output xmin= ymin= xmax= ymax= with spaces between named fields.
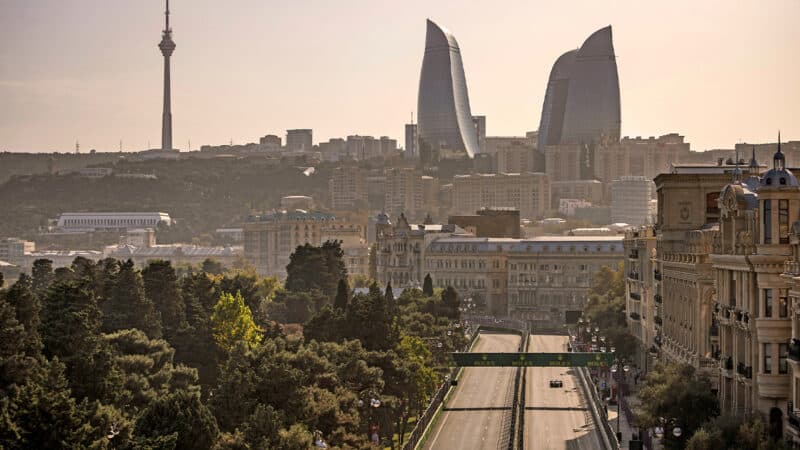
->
xmin=158 ymin=0 xmax=176 ymax=151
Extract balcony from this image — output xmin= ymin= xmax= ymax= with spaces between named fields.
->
xmin=746 ymin=366 xmax=753 ymax=379
xmin=629 ymin=250 xmax=639 ymax=259
xmin=710 ymin=323 xmax=719 ymax=337
xmin=737 ymin=362 xmax=746 ymax=376
xmin=654 ymin=316 xmax=663 ymax=326
xmin=628 ymin=272 xmax=640 ymax=281
xmin=786 ymin=260 xmax=800 ymax=276
xmin=654 ymin=270 xmax=662 ymax=281
xmin=630 ymin=292 xmax=641 ymax=301
xmin=724 ymin=356 xmax=733 ymax=371
xmin=654 ymin=294 xmax=663 ymax=304
xmin=721 ymin=307 xmax=731 ymax=319
xmin=788 ymin=402 xmax=800 ymax=431
xmin=790 ymin=339 xmax=800 ymax=362
xmin=629 ymin=312 xmax=641 ymax=321
xmin=735 ymin=310 xmax=743 ymax=322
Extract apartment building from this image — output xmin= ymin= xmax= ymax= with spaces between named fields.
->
xmin=329 ymin=166 xmax=367 ymax=210
xmin=452 ymin=172 xmax=550 ymax=220
xmin=623 ymin=226 xmax=659 ymax=372
xmin=507 ymin=236 xmax=625 ymax=330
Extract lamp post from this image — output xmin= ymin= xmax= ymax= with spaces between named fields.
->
xmin=358 ymin=397 xmax=382 ymax=445
xmin=610 ymin=349 xmax=630 ymax=445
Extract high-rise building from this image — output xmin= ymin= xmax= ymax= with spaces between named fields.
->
xmin=286 ymin=129 xmax=313 ymax=152
xmin=385 ymin=167 xmax=424 ymax=219
xmin=329 ymin=166 xmax=367 ymax=210
xmin=611 ymin=176 xmax=656 ymax=225
xmin=538 ymin=26 xmax=620 ymax=148
xmin=417 ymin=19 xmax=479 ymax=162
xmin=405 ymin=123 xmax=418 ymax=158
xmin=158 ymin=0 xmax=176 ymax=152
xmin=472 ymin=115 xmax=487 ymax=153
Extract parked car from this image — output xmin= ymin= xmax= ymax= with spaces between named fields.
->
xmin=549 ymin=379 xmax=563 ymax=388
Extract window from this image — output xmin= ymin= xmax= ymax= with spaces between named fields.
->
xmin=780 ymin=293 xmax=789 ymax=318
xmin=780 ymin=343 xmax=789 ymax=374
xmin=764 ymin=289 xmax=773 ymax=318
xmin=780 ymin=199 xmax=790 ymax=244
xmin=764 ymin=200 xmax=772 ymax=244
xmin=764 ymin=343 xmax=772 ymax=374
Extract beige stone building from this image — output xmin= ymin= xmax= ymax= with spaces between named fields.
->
xmin=384 ymin=167 xmax=424 ymax=220
xmin=507 ymin=236 xmax=625 ymax=330
xmin=485 ymin=136 xmax=538 ymax=174
xmin=551 ymin=180 xmax=605 ymax=209
xmin=452 ymin=172 xmax=550 ymax=220
xmin=243 ymin=210 xmax=336 ymax=277
xmin=654 ymin=168 xmax=730 ymax=374
xmin=424 ymin=237 xmax=517 ymax=316
xmin=375 ymin=213 xmax=467 ymax=288
xmin=711 ymin=149 xmax=799 ymax=440
xmin=623 ymin=226 xmax=659 ymax=372
xmin=329 ymin=166 xmax=367 ymax=210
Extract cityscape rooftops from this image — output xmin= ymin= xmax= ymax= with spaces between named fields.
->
xmin=246 ymin=210 xmax=336 ymax=222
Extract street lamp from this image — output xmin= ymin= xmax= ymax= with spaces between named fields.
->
xmin=610 ymin=353 xmax=631 ymax=444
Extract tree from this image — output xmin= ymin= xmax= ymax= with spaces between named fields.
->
xmin=441 ymin=286 xmax=460 ymax=319
xmin=202 ymin=258 xmax=224 ymax=275
xmin=636 ymin=362 xmax=719 ymax=449
xmin=30 ymin=259 xmax=54 ymax=297
xmin=101 ymin=259 xmax=163 ymax=338
xmin=385 ymin=281 xmax=394 ymax=303
xmin=135 ymin=390 xmax=219 ymax=450
xmin=368 ymin=243 xmax=378 ymax=281
xmin=211 ymin=292 xmax=262 ymax=353
xmin=422 ymin=274 xmax=434 ymax=296
xmin=143 ymin=260 xmax=187 ymax=341
xmin=4 ymin=274 xmax=42 ymax=354
xmin=334 ymin=279 xmax=350 ymax=310
xmin=40 ymin=279 xmax=118 ymax=403
xmin=285 ymin=241 xmax=347 ymax=299
xmin=104 ymin=328 xmax=200 ymax=413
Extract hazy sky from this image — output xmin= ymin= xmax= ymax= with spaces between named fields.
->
xmin=1 ymin=0 xmax=798 ymax=153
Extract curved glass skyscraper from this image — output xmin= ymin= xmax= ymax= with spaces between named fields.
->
xmin=538 ymin=26 xmax=621 ymax=148
xmin=417 ymin=19 xmax=479 ymax=161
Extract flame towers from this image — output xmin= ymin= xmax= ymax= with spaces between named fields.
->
xmin=417 ymin=19 xmax=479 ymax=162
xmin=538 ymin=26 xmax=620 ymax=148
xmin=158 ymin=0 xmax=176 ymax=151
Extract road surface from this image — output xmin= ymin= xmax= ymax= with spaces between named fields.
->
xmin=524 ymin=334 xmax=605 ymax=450
xmin=423 ymin=332 xmax=521 ymax=450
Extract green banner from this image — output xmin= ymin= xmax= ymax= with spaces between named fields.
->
xmin=450 ymin=352 xmax=613 ymax=367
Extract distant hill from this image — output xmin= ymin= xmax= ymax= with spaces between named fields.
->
xmin=0 ymin=157 xmax=334 ymax=245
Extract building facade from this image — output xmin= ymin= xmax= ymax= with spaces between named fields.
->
xmin=611 ymin=176 xmax=656 ymax=225
xmin=55 ymin=212 xmax=172 ymax=231
xmin=243 ymin=210 xmax=336 ymax=277
xmin=507 ymin=236 xmax=625 ymax=330
xmin=425 ymin=237 xmax=515 ymax=316
xmin=623 ymin=226 xmax=659 ymax=372
xmin=329 ymin=166 xmax=367 ymax=210
xmin=286 ymin=129 xmax=313 ymax=152
xmin=537 ymin=26 xmax=620 ymax=148
xmin=417 ymin=19 xmax=479 ymax=162
xmin=452 ymin=172 xmax=550 ymax=220
xmin=384 ymin=167 xmax=424 ymax=219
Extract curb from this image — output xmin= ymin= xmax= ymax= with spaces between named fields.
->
xmin=575 ymin=366 xmax=616 ymax=450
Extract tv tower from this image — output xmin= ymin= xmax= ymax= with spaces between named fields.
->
xmin=158 ymin=0 xmax=176 ymax=151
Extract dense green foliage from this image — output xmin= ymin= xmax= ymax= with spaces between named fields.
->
xmin=0 ymin=240 xmax=462 ymax=448
xmin=581 ymin=262 xmax=637 ymax=359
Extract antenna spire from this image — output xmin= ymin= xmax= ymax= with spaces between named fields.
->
xmin=165 ymin=0 xmax=170 ymax=32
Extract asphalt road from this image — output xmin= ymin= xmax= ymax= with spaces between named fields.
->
xmin=524 ymin=334 xmax=605 ymax=450
xmin=423 ymin=332 xmax=521 ymax=450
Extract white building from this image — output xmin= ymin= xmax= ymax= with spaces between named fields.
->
xmin=559 ymin=198 xmax=593 ymax=217
xmin=56 ymin=212 xmax=172 ymax=231
xmin=0 ymin=238 xmax=35 ymax=261
xmin=610 ymin=176 xmax=656 ymax=226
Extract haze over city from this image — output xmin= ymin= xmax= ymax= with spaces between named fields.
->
xmin=1 ymin=0 xmax=798 ymax=152
xmin=5 ymin=2 xmax=800 ymax=450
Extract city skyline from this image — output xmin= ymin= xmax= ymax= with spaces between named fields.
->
xmin=1 ymin=0 xmax=798 ymax=152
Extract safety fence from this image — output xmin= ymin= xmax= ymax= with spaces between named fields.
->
xmin=405 ymin=319 xmax=528 ymax=450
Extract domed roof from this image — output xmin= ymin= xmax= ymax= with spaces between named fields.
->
xmin=760 ymin=137 xmax=798 ymax=187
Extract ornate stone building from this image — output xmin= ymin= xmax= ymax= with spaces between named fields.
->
xmin=507 ymin=236 xmax=624 ymax=330
xmin=623 ymin=226 xmax=658 ymax=372
xmin=713 ymin=148 xmax=799 ymax=439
